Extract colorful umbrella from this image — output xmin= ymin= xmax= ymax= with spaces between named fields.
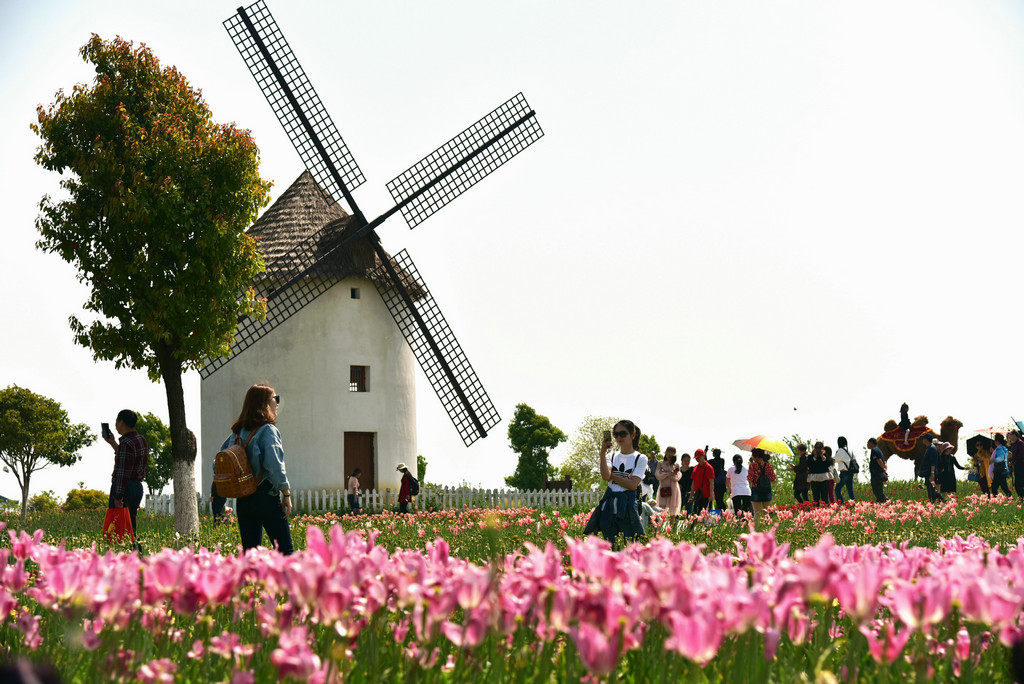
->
xmin=732 ymin=435 xmax=794 ymax=456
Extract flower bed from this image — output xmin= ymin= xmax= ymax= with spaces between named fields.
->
xmin=2 ymin=516 xmax=1023 ymax=682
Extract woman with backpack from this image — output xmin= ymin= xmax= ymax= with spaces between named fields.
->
xmin=397 ymin=463 xmax=415 ymax=513
xmin=834 ymin=436 xmax=856 ymax=504
xmin=220 ymin=383 xmax=293 ymax=555
xmin=582 ymin=419 xmax=647 ymax=548
xmin=747 ymin=448 xmax=776 ymax=522
xmin=991 ymin=434 xmax=1011 ymax=497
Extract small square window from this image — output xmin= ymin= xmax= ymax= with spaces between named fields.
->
xmin=350 ymin=365 xmax=369 ymax=392
xmin=350 ymin=287 xmax=360 ymax=299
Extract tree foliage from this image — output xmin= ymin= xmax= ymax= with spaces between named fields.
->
xmin=417 ymin=454 xmax=428 ymax=484
xmin=504 ymin=404 xmax=567 ymax=491
xmin=0 ymin=385 xmax=93 ymax=523
xmin=135 ymin=412 xmax=172 ymax=494
xmin=557 ymin=415 xmax=617 ymax=491
xmin=638 ymin=434 xmax=660 ymax=457
xmin=64 ymin=488 xmax=108 ymax=511
xmin=28 ymin=490 xmax=61 ymax=514
xmin=33 ymin=35 xmax=271 ymax=534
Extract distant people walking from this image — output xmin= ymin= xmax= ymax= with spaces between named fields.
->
xmin=991 ymin=433 xmax=1012 ymax=497
xmin=726 ymin=454 xmax=752 ymax=515
xmin=1009 ymin=431 xmax=1024 ymax=499
xmin=867 ymin=438 xmax=888 ymax=503
xmin=397 ymin=463 xmax=414 ymax=513
xmin=655 ymin=451 xmax=682 ymax=518
xmin=691 ymin=449 xmax=715 ymax=514
xmin=347 ymin=468 xmax=362 ymax=514
xmin=921 ymin=433 xmax=943 ymax=503
xmin=973 ymin=441 xmax=992 ymax=497
xmin=223 ymin=384 xmax=293 ymax=555
xmin=747 ymin=448 xmax=776 ymax=522
xmin=678 ymin=454 xmax=694 ymax=515
xmin=807 ymin=442 xmax=831 ymax=504
xmin=937 ymin=442 xmax=965 ymax=496
xmin=103 ymin=409 xmax=148 ymax=543
xmin=791 ymin=444 xmax=810 ymax=503
xmin=709 ymin=448 xmax=727 ymax=511
xmin=834 ymin=436 xmax=856 ymax=503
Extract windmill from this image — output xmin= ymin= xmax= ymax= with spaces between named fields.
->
xmin=209 ymin=1 xmax=543 ymax=450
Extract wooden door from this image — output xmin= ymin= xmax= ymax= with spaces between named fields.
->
xmin=344 ymin=432 xmax=376 ymax=491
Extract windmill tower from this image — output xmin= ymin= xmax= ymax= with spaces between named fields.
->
xmin=201 ymin=1 xmax=542 ymax=492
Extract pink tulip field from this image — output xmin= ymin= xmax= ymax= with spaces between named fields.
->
xmin=2 ymin=490 xmax=1024 ymax=682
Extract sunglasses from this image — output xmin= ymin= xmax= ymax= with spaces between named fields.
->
xmin=612 ymin=430 xmax=629 ymax=438
xmin=274 ymin=395 xmax=281 ymax=405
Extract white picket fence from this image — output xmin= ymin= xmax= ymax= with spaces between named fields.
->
xmin=144 ymin=485 xmax=602 ymax=516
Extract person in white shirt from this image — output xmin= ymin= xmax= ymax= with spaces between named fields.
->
xmin=725 ymin=453 xmax=752 ymax=515
xmin=582 ymin=419 xmax=648 ymax=548
xmin=834 ymin=436 xmax=856 ymax=503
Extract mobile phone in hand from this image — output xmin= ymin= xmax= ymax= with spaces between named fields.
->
xmin=101 ymin=423 xmax=111 ymax=439
xmin=603 ymin=429 xmax=612 ymax=444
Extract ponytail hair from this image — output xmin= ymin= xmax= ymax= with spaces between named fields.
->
xmin=615 ymin=419 xmax=641 ymax=451
xmin=733 ymin=453 xmax=743 ymax=473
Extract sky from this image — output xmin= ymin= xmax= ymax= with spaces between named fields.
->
xmin=2 ymin=0 xmax=1024 ymax=502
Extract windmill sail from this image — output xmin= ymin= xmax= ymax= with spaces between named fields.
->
xmin=370 ymin=250 xmax=500 ymax=446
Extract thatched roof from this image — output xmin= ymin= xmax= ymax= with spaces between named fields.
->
xmin=248 ymin=171 xmax=421 ymax=296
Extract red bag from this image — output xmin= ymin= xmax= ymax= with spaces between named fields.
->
xmin=103 ymin=507 xmax=134 ymax=542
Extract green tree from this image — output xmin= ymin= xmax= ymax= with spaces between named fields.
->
xmin=135 ymin=412 xmax=173 ymax=494
xmin=557 ymin=415 xmax=617 ymax=491
xmin=416 ymin=454 xmax=428 ymax=484
xmin=638 ymin=434 xmax=661 ymax=457
xmin=504 ymin=403 xmax=567 ymax=490
xmin=33 ymin=36 xmax=271 ymax=534
xmin=0 ymin=385 xmax=93 ymax=523
xmin=64 ymin=488 xmax=109 ymax=511
xmin=776 ymin=433 xmax=822 ymax=497
xmin=28 ymin=490 xmax=61 ymax=514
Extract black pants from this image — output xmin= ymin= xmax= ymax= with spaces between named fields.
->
xmin=713 ymin=483 xmax=727 ymax=511
xmin=731 ymin=495 xmax=751 ymax=514
xmin=871 ymin=478 xmax=887 ymax=503
xmin=236 ymin=480 xmax=293 ymax=555
xmin=992 ymin=470 xmax=1011 ymax=497
xmin=1015 ymin=465 xmax=1024 ymax=499
xmin=399 ymin=500 xmax=410 ymax=513
xmin=692 ymin=493 xmax=710 ymax=514
xmin=211 ymin=491 xmax=227 ymax=519
xmin=926 ymin=479 xmax=944 ymax=503
xmin=794 ymin=488 xmax=809 ymax=503
xmin=109 ymin=480 xmax=144 ymax=539
xmin=810 ymin=481 xmax=829 ymax=503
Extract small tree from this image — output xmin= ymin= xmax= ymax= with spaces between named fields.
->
xmin=557 ymin=415 xmax=617 ymax=491
xmin=135 ymin=412 xmax=173 ymax=494
xmin=29 ymin=490 xmax=62 ymax=514
xmin=505 ymin=403 xmax=566 ymax=490
xmin=638 ymin=434 xmax=661 ymax=457
xmin=0 ymin=385 xmax=93 ymax=523
xmin=416 ymin=454 xmax=428 ymax=484
xmin=64 ymin=488 xmax=109 ymax=511
xmin=33 ymin=36 xmax=271 ymax=534
xmin=776 ymin=433 xmax=822 ymax=496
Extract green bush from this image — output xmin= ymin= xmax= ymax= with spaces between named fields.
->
xmin=28 ymin=490 xmax=61 ymax=514
xmin=63 ymin=488 xmax=108 ymax=511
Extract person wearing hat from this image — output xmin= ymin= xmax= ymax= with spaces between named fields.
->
xmin=397 ymin=462 xmax=413 ymax=513
xmin=921 ymin=433 xmax=942 ymax=503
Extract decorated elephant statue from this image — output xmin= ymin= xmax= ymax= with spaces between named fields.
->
xmin=877 ymin=415 xmax=963 ymax=477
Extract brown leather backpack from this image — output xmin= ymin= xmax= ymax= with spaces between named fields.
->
xmin=212 ymin=426 xmax=266 ymax=499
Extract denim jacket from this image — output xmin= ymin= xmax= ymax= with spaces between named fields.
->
xmin=220 ymin=424 xmax=291 ymax=495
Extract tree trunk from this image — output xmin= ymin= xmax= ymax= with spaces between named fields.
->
xmin=19 ymin=473 xmax=30 ymax=526
xmin=158 ymin=343 xmax=199 ymax=536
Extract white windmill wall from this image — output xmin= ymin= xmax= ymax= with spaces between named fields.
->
xmin=201 ymin=276 xmax=416 ymax=494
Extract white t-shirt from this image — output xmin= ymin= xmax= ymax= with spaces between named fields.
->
xmin=726 ymin=465 xmax=751 ymax=497
xmin=609 ymin=451 xmax=648 ymax=492
xmin=834 ymin=447 xmax=853 ymax=472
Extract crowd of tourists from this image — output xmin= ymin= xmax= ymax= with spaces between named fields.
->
xmin=583 ymin=418 xmax=1024 ymax=547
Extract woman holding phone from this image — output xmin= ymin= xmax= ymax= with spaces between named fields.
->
xmin=582 ymin=419 xmax=647 ymax=548
xmin=655 ymin=451 xmax=682 ymax=520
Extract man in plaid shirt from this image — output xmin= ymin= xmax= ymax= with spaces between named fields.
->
xmin=104 ymin=409 xmax=148 ymax=541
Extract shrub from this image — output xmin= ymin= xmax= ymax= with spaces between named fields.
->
xmin=63 ymin=488 xmax=108 ymax=511
xmin=28 ymin=490 xmax=61 ymax=514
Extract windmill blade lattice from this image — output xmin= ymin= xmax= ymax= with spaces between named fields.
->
xmin=387 ymin=93 xmax=543 ymax=229
xmin=370 ymin=250 xmax=500 ymax=446
xmin=224 ymin=0 xmax=365 ymax=208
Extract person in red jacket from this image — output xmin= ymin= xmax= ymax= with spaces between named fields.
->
xmin=397 ymin=462 xmax=413 ymax=513
xmin=690 ymin=449 xmax=715 ymax=514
